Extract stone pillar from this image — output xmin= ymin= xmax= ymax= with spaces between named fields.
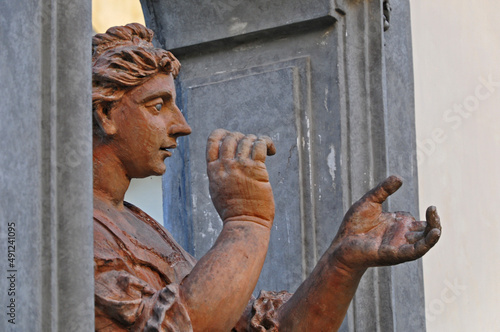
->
xmin=0 ymin=1 xmax=94 ymax=331
xmin=142 ymin=0 xmax=425 ymax=330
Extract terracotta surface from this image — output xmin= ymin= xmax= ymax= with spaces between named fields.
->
xmin=92 ymin=23 xmax=441 ymax=331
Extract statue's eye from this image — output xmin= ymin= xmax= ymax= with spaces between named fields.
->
xmin=155 ymin=103 xmax=162 ymax=112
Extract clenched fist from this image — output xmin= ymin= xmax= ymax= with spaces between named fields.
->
xmin=206 ymin=129 xmax=277 ymax=229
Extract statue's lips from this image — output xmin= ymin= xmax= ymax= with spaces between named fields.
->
xmin=160 ymin=146 xmax=175 ymax=157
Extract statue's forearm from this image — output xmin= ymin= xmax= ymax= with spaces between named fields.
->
xmin=276 ymin=248 xmax=366 ymax=331
xmin=179 ymin=220 xmax=271 ymax=331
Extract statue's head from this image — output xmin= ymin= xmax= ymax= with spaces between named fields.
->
xmin=92 ymin=23 xmax=181 ymax=137
xmin=92 ymin=23 xmax=191 ymax=177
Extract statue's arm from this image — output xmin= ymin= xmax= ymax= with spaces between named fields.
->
xmin=179 ymin=129 xmax=277 ymax=331
xmin=276 ymin=176 xmax=442 ymax=330
xmin=276 ymin=251 xmax=364 ymax=331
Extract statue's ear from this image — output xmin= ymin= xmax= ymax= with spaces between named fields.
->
xmin=93 ymin=103 xmax=117 ymax=136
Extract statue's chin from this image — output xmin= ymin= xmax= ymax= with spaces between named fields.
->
xmin=148 ymin=164 xmax=167 ymax=177
xmin=130 ymin=164 xmax=166 ymax=179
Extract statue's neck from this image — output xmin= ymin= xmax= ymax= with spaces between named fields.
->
xmin=93 ymin=142 xmax=130 ymax=210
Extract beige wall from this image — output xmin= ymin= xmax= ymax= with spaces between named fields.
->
xmin=92 ymin=0 xmax=144 ymax=33
xmin=411 ymin=0 xmax=500 ymax=330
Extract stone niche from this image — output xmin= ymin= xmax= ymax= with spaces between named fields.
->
xmin=141 ymin=0 xmax=425 ymax=331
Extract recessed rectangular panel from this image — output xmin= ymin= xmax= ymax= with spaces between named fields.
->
xmin=181 ymin=58 xmax=311 ymax=292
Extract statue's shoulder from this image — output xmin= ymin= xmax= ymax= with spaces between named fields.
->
xmin=123 ymin=201 xmax=183 ymax=250
xmin=128 ymin=202 xmax=198 ymax=270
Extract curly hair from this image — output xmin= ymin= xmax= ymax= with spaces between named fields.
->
xmin=92 ymin=23 xmax=180 ymax=136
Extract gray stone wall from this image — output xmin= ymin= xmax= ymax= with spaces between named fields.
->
xmin=143 ymin=0 xmax=426 ymax=330
xmin=0 ymin=0 xmax=94 ymax=330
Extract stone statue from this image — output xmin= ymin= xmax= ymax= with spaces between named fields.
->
xmin=92 ymin=23 xmax=441 ymax=331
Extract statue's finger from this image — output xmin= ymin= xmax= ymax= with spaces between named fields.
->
xmin=425 ymin=206 xmax=441 ymax=232
xmin=220 ymin=131 xmax=244 ymax=160
xmin=206 ymin=129 xmax=229 ymax=162
xmin=252 ymin=136 xmax=276 ymax=162
xmin=425 ymin=228 xmax=441 ymax=248
xmin=398 ymin=243 xmax=417 ymax=260
xmin=252 ymin=137 xmax=268 ymax=162
xmin=363 ymin=175 xmax=403 ymax=204
xmin=261 ymin=135 xmax=276 ymax=156
xmin=405 ymin=231 xmax=425 ymax=244
xmin=408 ymin=220 xmax=426 ymax=232
xmin=394 ymin=211 xmax=425 ymax=231
xmin=236 ymin=135 xmax=256 ymax=159
xmin=408 ymin=227 xmax=441 ymax=260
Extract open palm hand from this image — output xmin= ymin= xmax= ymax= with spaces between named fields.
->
xmin=331 ymin=176 xmax=441 ymax=270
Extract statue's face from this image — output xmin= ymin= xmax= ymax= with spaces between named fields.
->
xmin=109 ymin=72 xmax=191 ymax=178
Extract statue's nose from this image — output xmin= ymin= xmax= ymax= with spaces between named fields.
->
xmin=168 ymin=107 xmax=192 ymax=137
